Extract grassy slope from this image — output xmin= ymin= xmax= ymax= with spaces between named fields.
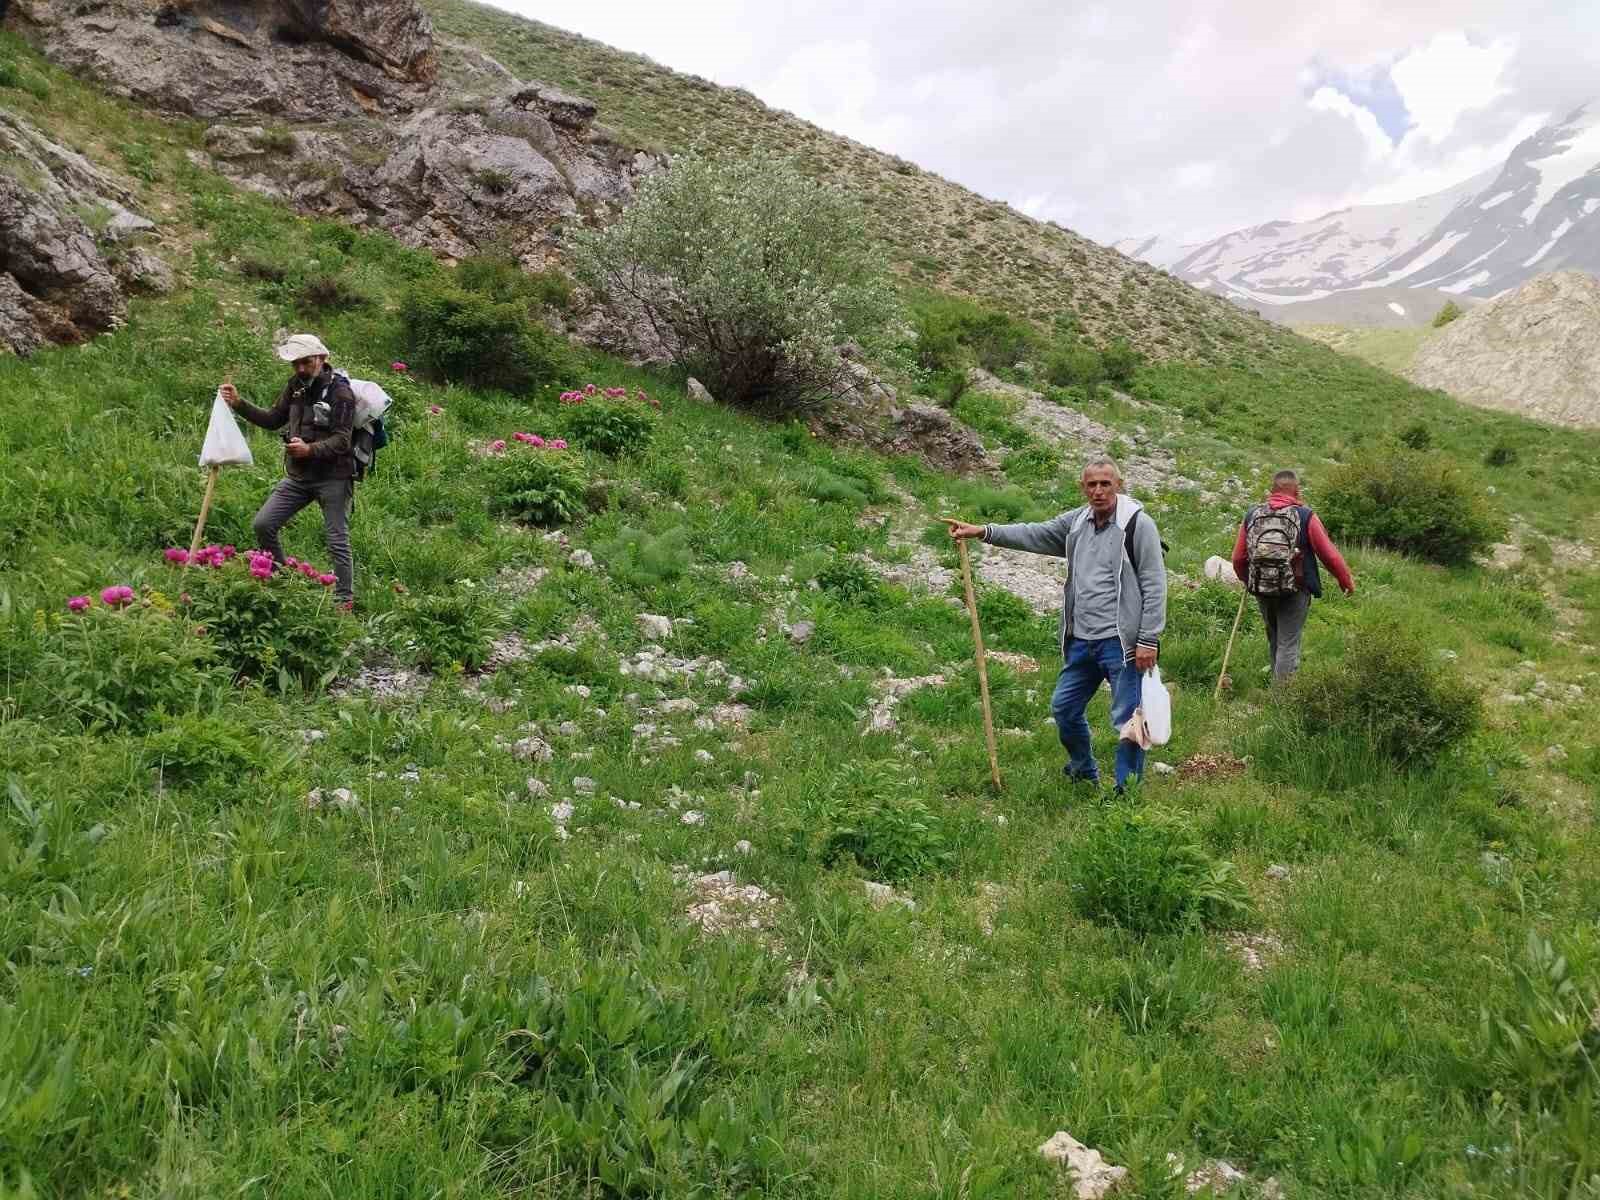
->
xmin=4 ymin=29 xmax=1600 ymax=1200
xmin=1296 ymin=325 xmax=1433 ymax=377
xmin=421 ymin=0 xmax=1292 ymax=367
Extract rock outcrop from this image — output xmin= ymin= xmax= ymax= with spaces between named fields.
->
xmin=11 ymin=0 xmax=435 ymax=119
xmin=1410 ymin=270 xmax=1600 ymax=428
xmin=0 ymin=108 xmax=164 ymax=352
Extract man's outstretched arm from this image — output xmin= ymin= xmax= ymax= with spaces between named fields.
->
xmin=946 ymin=510 xmax=1079 ymax=558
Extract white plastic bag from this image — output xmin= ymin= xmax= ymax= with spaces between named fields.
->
xmin=199 ymin=389 xmax=253 ymax=468
xmin=333 ymin=370 xmax=392 ymax=430
xmin=1141 ymin=666 xmax=1172 ymax=746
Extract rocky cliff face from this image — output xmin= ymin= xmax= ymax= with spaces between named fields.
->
xmin=5 ymin=0 xmax=659 ymax=354
xmin=1410 ymin=270 xmax=1600 ymax=428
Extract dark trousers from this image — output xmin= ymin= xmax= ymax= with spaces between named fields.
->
xmin=1257 ymin=591 xmax=1312 ymax=682
xmin=252 ymin=476 xmax=354 ymax=601
xmin=1051 ymin=636 xmax=1146 ymax=788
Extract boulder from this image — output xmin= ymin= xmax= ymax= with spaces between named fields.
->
xmin=686 ymin=377 xmax=716 ymax=404
xmin=1203 ymin=556 xmax=1242 ymax=588
xmin=115 ymin=247 xmax=176 ymax=295
xmin=1038 ymin=1132 xmax=1128 ymax=1199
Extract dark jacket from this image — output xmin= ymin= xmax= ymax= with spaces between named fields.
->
xmin=237 ymin=366 xmax=356 ymax=481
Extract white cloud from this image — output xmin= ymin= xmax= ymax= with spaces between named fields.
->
xmin=492 ymin=1 xmax=1599 ymax=243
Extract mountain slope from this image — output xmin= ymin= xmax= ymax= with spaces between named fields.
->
xmin=1117 ymin=104 xmax=1600 ymax=309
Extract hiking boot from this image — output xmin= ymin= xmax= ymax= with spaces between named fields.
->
xmin=1062 ymin=765 xmax=1100 ymax=785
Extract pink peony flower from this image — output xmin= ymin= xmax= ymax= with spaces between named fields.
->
xmin=428 ymin=404 xmax=443 ymax=415
xmin=392 ymin=361 xmax=409 ymax=373
xmin=164 ymin=547 xmax=189 ymax=564
xmin=583 ymin=383 xmax=597 ymax=396
xmin=221 ymin=545 xmax=236 ymax=560
xmin=603 ymin=387 xmax=626 ymax=399
xmin=101 ymin=585 xmax=134 ymax=607
xmin=286 ymin=556 xmax=300 ymax=568
xmin=528 ymin=434 xmax=545 ymax=447
xmin=635 ymin=389 xmax=649 ymax=402
xmin=67 ymin=595 xmax=91 ymax=612
xmin=549 ymin=438 xmax=568 ymax=450
xmin=318 ymin=573 xmax=336 ymax=586
xmin=489 ymin=439 xmax=507 ymax=453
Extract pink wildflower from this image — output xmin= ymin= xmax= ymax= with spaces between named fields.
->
xmin=318 ymin=573 xmax=336 ymax=586
xmin=286 ymin=556 xmax=300 ymax=569
xmin=528 ymin=434 xmax=545 ymax=448
xmin=489 ymin=439 xmax=507 ymax=453
xmin=603 ymin=387 xmax=627 ymax=399
xmin=101 ymin=585 xmax=134 ymax=607
xmin=221 ymin=545 xmax=236 ymax=560
xmin=549 ymin=438 xmax=568 ymax=450
xmin=635 ymin=389 xmax=649 ymax=402
xmin=428 ymin=404 xmax=443 ymax=415
xmin=67 ymin=595 xmax=91 ymax=612
xmin=392 ymin=361 xmax=409 ymax=373
xmin=512 ymin=431 xmax=532 ymax=443
xmin=164 ymin=547 xmax=189 ymax=565
xmin=583 ymin=383 xmax=597 ymax=396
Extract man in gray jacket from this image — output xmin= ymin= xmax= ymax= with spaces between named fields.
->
xmin=947 ymin=458 xmax=1167 ymax=790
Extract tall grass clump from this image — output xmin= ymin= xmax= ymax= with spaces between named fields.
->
xmin=1320 ymin=447 xmax=1504 ymax=566
xmin=401 ymin=278 xmax=571 ymax=393
xmin=571 ymin=150 xmax=900 ymax=415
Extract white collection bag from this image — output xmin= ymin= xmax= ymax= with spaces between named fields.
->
xmin=333 ymin=369 xmax=393 ymax=430
xmin=199 ymin=389 xmax=254 ymax=468
xmin=1141 ymin=666 xmax=1173 ymax=746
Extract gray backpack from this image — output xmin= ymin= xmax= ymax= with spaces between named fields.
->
xmin=1245 ymin=504 xmax=1303 ymax=596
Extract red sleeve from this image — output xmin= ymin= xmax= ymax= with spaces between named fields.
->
xmin=1231 ymin=521 xmax=1249 ymax=582
xmin=1307 ymin=514 xmax=1354 ymax=593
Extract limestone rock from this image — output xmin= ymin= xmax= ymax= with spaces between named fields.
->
xmin=637 ymin=613 xmax=674 ymax=640
xmin=1204 ymin=556 xmax=1243 ymax=588
xmin=686 ymin=377 xmax=716 ymax=404
xmin=115 ymin=247 xmax=176 ymax=295
xmin=862 ymin=880 xmax=915 ymax=911
xmin=1038 ymin=1131 xmax=1128 ymax=1199
xmin=1410 ymin=271 xmax=1600 ymax=428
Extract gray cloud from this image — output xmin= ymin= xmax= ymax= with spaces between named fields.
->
xmin=495 ymin=1 xmax=1600 ymax=243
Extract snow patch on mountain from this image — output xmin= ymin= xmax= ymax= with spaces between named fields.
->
xmin=1525 ymin=220 xmax=1575 ymax=267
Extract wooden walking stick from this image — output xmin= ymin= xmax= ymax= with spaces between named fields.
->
xmin=1213 ymin=588 xmax=1249 ymax=701
xmin=186 ymin=370 xmax=231 ymax=567
xmin=956 ymin=536 xmax=1003 ymax=791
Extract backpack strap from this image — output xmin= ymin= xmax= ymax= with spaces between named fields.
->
xmin=1122 ymin=510 xmax=1169 ymax=575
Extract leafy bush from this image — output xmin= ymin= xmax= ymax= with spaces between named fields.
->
xmin=1432 ymin=300 xmax=1464 ymax=328
xmin=296 ymin=273 xmax=370 ymax=312
xmin=1045 ymin=343 xmax=1103 ymax=389
xmin=37 ymin=600 xmax=227 ymax=731
xmin=801 ymin=468 xmax=871 ymax=507
xmin=401 ymin=280 xmax=571 ymax=393
xmin=1320 ymin=448 xmax=1504 ymax=566
xmin=797 ymin=763 xmax=952 ymax=882
xmin=391 ymin=587 xmax=494 ymax=672
xmin=184 ymin=563 xmax=352 ymax=692
xmin=593 ymin=525 xmax=692 ymax=589
xmin=1066 ymin=806 xmax=1250 ymax=934
xmin=485 ymin=448 xmax=586 ymax=527
xmin=1397 ymin=421 xmax=1432 ymax=450
xmin=816 ymin=558 xmax=885 ymax=608
xmin=1284 ymin=619 xmax=1481 ymax=769
xmin=455 ymin=254 xmax=574 ymax=313
xmin=1101 ymin=338 xmax=1140 ymax=385
xmin=142 ymin=714 xmax=264 ymax=787
xmin=571 ymin=150 xmax=900 ymax=414
xmin=1484 ymin=441 xmax=1518 ymax=468
xmin=563 ymin=398 xmax=656 ymax=456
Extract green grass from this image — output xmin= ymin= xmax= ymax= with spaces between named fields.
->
xmin=3 ymin=26 xmax=1600 ymax=1200
xmin=1299 ymin=325 xmax=1434 ymax=375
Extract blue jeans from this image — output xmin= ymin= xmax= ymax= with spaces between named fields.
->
xmin=1051 ymin=636 xmax=1146 ymax=788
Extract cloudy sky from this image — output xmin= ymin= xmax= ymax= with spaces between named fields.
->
xmin=494 ymin=1 xmax=1600 ymax=245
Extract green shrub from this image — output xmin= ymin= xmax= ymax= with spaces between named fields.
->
xmin=1285 ymin=619 xmax=1481 ymax=769
xmin=485 ymin=449 xmax=586 ymax=527
xmin=563 ymin=398 xmax=656 ymax=456
xmin=142 ymin=714 xmax=264 ymax=787
xmin=1432 ymin=300 xmax=1464 ymax=328
xmin=391 ymin=587 xmax=494 ymax=672
xmin=593 ymin=525 xmax=692 ymax=589
xmin=571 ymin=150 xmax=900 ymax=414
xmin=184 ymin=563 xmax=352 ymax=692
xmin=455 ymin=254 xmax=574 ymax=313
xmin=296 ymin=273 xmax=369 ymax=313
xmin=795 ymin=763 xmax=952 ymax=882
xmin=1066 ymin=806 xmax=1250 ymax=934
xmin=401 ymin=280 xmax=571 ymax=393
xmin=1320 ymin=448 xmax=1504 ymax=565
xmin=816 ymin=558 xmax=885 ymax=608
xmin=1101 ymin=338 xmax=1140 ymax=385
xmin=1397 ymin=422 xmax=1432 ymax=450
xmin=37 ymin=599 xmax=227 ymax=732
xmin=800 ymin=468 xmax=871 ymax=507
xmin=1484 ymin=441 xmax=1518 ymax=468
xmin=1046 ymin=343 xmax=1103 ymax=389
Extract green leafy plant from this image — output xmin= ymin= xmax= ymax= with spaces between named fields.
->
xmin=37 ymin=599 xmax=227 ymax=732
xmin=797 ymin=762 xmax=953 ymax=882
xmin=1432 ymin=300 xmax=1464 ymax=328
xmin=390 ymin=587 xmax=495 ymax=672
xmin=1398 ymin=421 xmax=1433 ymax=450
xmin=485 ymin=448 xmax=586 ymax=527
xmin=594 ymin=525 xmax=692 ymax=589
xmin=142 ymin=714 xmax=264 ymax=787
xmin=571 ymin=150 xmax=901 ymax=414
xmin=1320 ymin=447 xmax=1505 ymax=566
xmin=815 ymin=558 xmax=885 ymax=609
xmin=401 ymin=280 xmax=571 ymax=393
xmin=1485 ymin=441 xmax=1519 ymax=468
xmin=563 ymin=397 xmax=656 ymax=456
xmin=1066 ymin=806 xmax=1251 ymax=934
xmin=1284 ymin=618 xmax=1481 ymax=769
xmin=183 ymin=563 xmax=352 ymax=692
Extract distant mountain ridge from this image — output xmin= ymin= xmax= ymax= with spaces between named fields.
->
xmin=1114 ymin=104 xmax=1600 ymax=312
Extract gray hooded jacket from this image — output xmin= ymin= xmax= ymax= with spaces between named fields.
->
xmin=984 ymin=493 xmax=1167 ymax=663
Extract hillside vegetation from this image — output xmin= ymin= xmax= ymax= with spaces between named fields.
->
xmin=422 ymin=0 xmax=1291 ymax=367
xmin=4 ymin=21 xmax=1600 ymax=1200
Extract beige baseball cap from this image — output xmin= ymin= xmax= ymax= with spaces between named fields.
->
xmin=275 ymin=333 xmax=331 ymax=362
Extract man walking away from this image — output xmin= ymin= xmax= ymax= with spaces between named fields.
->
xmin=1231 ymin=469 xmax=1354 ymax=683
xmin=946 ymin=458 xmax=1167 ymax=792
xmin=221 ymin=333 xmax=358 ymax=607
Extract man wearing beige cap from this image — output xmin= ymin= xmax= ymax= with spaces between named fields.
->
xmin=221 ymin=334 xmax=358 ymax=606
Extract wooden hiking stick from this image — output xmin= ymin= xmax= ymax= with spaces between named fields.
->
xmin=956 ymin=536 xmax=1003 ymax=790
xmin=186 ymin=370 xmax=232 ymax=567
xmin=1213 ymin=588 xmax=1249 ymax=701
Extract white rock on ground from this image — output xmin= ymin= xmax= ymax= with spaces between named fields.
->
xmin=1227 ymin=932 xmax=1285 ymax=974
xmin=1165 ymin=1154 xmax=1250 ymax=1195
xmin=1204 ymin=556 xmax=1243 ymax=587
xmin=572 ymin=777 xmax=597 ymax=795
xmin=686 ymin=377 xmax=715 ymax=404
xmin=1151 ymin=762 xmax=1176 ymax=776
xmin=695 ymin=749 xmax=715 ymax=764
xmin=684 ymin=869 xmax=779 ymax=936
xmin=1038 ymin=1131 xmax=1128 ymax=1199
xmin=1265 ymin=864 xmax=1291 ymax=881
xmin=569 ymin=549 xmax=596 ymax=569
xmin=863 ymin=880 xmax=916 ymax=911
xmin=637 ymin=613 xmax=674 ymax=639
xmin=681 ymin=810 xmax=706 ymax=825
